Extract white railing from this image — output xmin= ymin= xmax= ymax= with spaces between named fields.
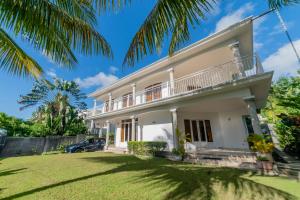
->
xmin=87 ymin=55 xmax=264 ymax=117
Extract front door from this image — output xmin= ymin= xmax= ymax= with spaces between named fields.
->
xmin=184 ymin=119 xmax=213 ymax=148
xmin=120 ymin=119 xmax=138 ymax=145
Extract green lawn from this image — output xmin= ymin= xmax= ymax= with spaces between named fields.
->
xmin=0 ymin=152 xmax=299 ymax=200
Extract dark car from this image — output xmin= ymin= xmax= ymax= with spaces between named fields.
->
xmin=65 ymin=138 xmax=106 ymax=153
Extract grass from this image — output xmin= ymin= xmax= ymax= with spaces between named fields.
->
xmin=0 ymin=152 xmax=299 ymax=200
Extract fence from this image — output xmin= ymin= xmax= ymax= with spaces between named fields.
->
xmin=0 ymin=134 xmax=86 ymax=157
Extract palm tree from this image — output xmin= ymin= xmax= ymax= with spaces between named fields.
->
xmin=19 ymin=78 xmax=87 ymax=135
xmin=0 ymin=0 xmax=112 ymax=78
xmin=97 ymin=0 xmax=300 ymax=66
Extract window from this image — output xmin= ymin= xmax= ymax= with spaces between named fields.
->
xmin=104 ymin=99 xmax=114 ymax=112
xmin=122 ymin=93 xmax=133 ymax=108
xmin=242 ymin=115 xmax=254 ymax=135
xmin=184 ymin=119 xmax=213 ymax=142
xmin=145 ymin=83 xmax=162 ymax=102
xmin=121 ymin=119 xmax=138 ymax=142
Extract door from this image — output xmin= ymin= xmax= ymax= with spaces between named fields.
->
xmin=184 ymin=119 xmax=213 ymax=148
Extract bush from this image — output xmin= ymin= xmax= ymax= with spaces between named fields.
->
xmin=128 ymin=141 xmax=167 ymax=156
xmin=247 ymin=134 xmax=274 ymax=154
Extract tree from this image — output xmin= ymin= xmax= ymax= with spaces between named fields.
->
xmin=0 ymin=0 xmax=112 ymax=78
xmin=96 ymin=0 xmax=300 ymax=66
xmin=262 ymin=75 xmax=300 ymax=156
xmin=19 ymin=78 xmax=87 ymax=135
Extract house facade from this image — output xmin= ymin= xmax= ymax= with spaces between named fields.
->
xmin=85 ymin=18 xmax=273 ymax=152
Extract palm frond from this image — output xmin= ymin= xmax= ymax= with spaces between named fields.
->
xmin=123 ymin=0 xmax=215 ymax=66
xmin=0 ymin=28 xmax=43 ymax=78
xmin=268 ymin=0 xmax=300 ymax=8
xmin=94 ymin=0 xmax=132 ymax=11
xmin=0 ymin=0 xmax=112 ymax=69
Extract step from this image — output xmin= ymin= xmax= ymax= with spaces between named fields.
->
xmin=277 ymin=163 xmax=300 ymax=171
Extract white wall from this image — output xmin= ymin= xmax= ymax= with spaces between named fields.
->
xmin=218 ymin=109 xmax=250 ymax=149
xmin=115 ymin=110 xmax=174 ymax=150
xmin=178 ymin=112 xmax=223 ymax=151
xmin=178 ymin=109 xmax=250 ymax=151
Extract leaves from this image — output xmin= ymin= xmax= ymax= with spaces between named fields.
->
xmin=0 ymin=29 xmax=43 ymax=78
xmin=123 ymin=0 xmax=215 ymax=66
xmin=0 ymin=0 xmax=112 ymax=78
xmin=267 ymin=0 xmax=300 ymax=8
xmin=18 ymin=78 xmax=87 ymax=111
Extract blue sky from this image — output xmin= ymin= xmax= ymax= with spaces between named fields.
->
xmin=0 ymin=0 xmax=300 ymax=119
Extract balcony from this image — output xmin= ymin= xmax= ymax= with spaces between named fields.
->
xmin=86 ymin=55 xmax=264 ymax=118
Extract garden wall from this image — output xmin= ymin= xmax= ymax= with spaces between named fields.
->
xmin=0 ymin=134 xmax=86 ymax=157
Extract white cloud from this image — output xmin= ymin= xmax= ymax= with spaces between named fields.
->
xmin=46 ymin=69 xmax=57 ymax=78
xmin=109 ymin=66 xmax=118 ymax=74
xmin=214 ymin=3 xmax=254 ymax=33
xmin=263 ymin=39 xmax=300 ymax=80
xmin=75 ymin=72 xmax=119 ymax=89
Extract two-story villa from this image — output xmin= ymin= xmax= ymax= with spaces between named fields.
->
xmin=85 ymin=17 xmax=273 ymax=153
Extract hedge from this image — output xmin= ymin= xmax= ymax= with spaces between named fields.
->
xmin=127 ymin=141 xmax=167 ymax=155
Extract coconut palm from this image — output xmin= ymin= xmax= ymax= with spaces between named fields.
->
xmin=0 ymin=0 xmax=112 ymax=78
xmin=97 ymin=0 xmax=300 ymax=66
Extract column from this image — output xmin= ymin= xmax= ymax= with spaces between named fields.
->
xmin=105 ymin=120 xmax=110 ymax=149
xmin=244 ymin=96 xmax=262 ymax=134
xmin=229 ymin=41 xmax=246 ymax=77
xmin=99 ymin=127 xmax=103 ymax=138
xmin=255 ymin=53 xmax=264 ymax=74
xmin=90 ymin=120 xmax=94 ymax=134
xmin=108 ymin=93 xmax=112 ymax=111
xmin=131 ymin=83 xmax=136 ymax=106
xmin=131 ymin=116 xmax=136 ymax=141
xmin=167 ymin=68 xmax=175 ymax=96
xmin=170 ymin=108 xmax=178 ymax=149
xmin=92 ymin=99 xmax=97 ymax=116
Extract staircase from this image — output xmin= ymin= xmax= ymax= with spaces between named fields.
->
xmin=185 ymin=148 xmax=257 ymax=169
xmin=105 ymin=145 xmax=128 ymax=154
xmin=274 ymin=148 xmax=300 ymax=179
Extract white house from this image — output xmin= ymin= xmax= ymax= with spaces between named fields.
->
xmin=85 ymin=17 xmax=273 ymax=153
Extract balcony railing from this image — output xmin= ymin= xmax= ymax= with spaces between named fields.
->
xmin=86 ymin=55 xmax=264 ymax=117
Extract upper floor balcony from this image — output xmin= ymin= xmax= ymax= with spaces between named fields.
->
xmin=85 ymin=55 xmax=265 ymax=118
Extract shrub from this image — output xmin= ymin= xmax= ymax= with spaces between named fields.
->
xmin=128 ymin=141 xmax=167 ymax=156
xmin=247 ymin=134 xmax=274 ymax=154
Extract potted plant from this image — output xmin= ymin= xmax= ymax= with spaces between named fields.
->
xmin=247 ymin=134 xmax=275 ymax=170
xmin=171 ymin=129 xmax=191 ymax=161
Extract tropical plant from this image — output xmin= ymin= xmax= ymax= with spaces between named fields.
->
xmin=97 ymin=0 xmax=300 ymax=66
xmin=262 ymin=75 xmax=300 ymax=157
xmin=174 ymin=128 xmax=191 ymax=161
xmin=247 ymin=134 xmax=274 ymax=154
xmin=0 ymin=0 xmax=112 ymax=78
xmin=19 ymin=78 xmax=87 ymax=135
xmin=0 ymin=112 xmax=32 ymax=137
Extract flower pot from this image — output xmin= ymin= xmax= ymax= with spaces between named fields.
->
xmin=256 ymin=161 xmax=273 ymax=171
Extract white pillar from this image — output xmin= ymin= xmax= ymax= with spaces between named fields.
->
xmin=131 ymin=83 xmax=136 ymax=106
xmin=92 ymin=99 xmax=97 ymax=116
xmin=170 ymin=108 xmax=178 ymax=149
xmin=105 ymin=120 xmax=110 ymax=149
xmin=229 ymin=41 xmax=246 ymax=77
xmin=167 ymin=68 xmax=175 ymax=96
xmin=99 ymin=127 xmax=103 ymax=138
xmin=244 ymin=96 xmax=262 ymax=134
xmin=108 ymin=93 xmax=112 ymax=111
xmin=90 ymin=120 xmax=94 ymax=133
xmin=131 ymin=116 xmax=136 ymax=141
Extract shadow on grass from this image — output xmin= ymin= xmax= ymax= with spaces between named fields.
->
xmin=1 ymin=154 xmax=296 ymax=200
xmin=0 ymin=168 xmax=27 ymax=177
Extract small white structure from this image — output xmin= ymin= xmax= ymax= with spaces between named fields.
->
xmin=85 ymin=18 xmax=273 ymax=153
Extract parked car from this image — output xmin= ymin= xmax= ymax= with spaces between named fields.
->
xmin=65 ymin=138 xmax=105 ymax=153
xmin=0 ymin=129 xmax=7 ymax=152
